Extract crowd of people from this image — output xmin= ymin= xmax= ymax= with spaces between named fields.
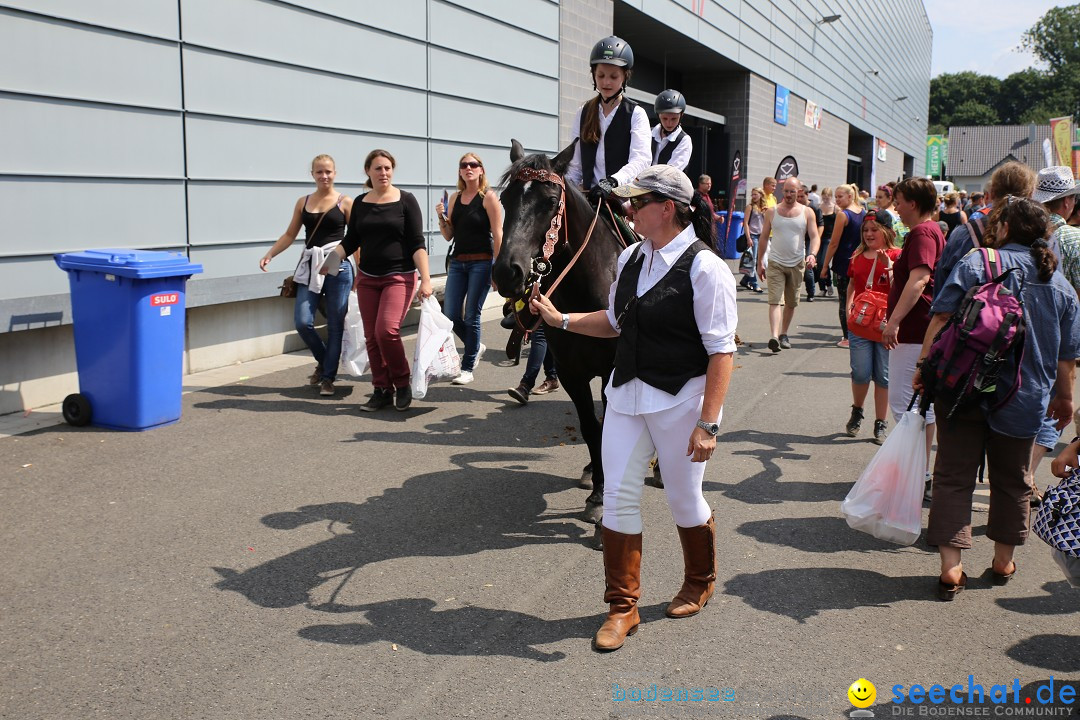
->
xmin=258 ymin=33 xmax=1080 ymax=650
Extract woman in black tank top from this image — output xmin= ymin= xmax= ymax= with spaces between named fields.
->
xmin=434 ymin=152 xmax=503 ymax=383
xmin=936 ymin=192 xmax=967 ymax=238
xmin=259 ymin=153 xmax=355 ymax=396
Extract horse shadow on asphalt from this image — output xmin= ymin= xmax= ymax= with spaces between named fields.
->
xmin=705 ymin=429 xmax=860 ymax=504
xmin=212 ymin=450 xmax=596 ymax=660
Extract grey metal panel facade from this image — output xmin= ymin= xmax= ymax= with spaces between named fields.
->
xmin=0 ymin=0 xmax=560 ymax=330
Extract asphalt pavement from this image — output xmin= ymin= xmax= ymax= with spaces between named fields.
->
xmin=1 ymin=279 xmax=1077 ymax=720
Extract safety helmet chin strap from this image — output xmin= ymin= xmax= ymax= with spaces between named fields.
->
xmin=597 ymin=88 xmax=624 ymax=106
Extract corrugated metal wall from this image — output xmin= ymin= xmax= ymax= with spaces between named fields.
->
xmin=0 ymin=0 xmax=559 ymax=330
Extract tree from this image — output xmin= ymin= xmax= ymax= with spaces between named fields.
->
xmin=1021 ymin=4 xmax=1080 ymax=71
xmin=997 ymin=69 xmax=1049 ymax=124
xmin=949 ymin=100 xmax=999 ymax=126
xmin=929 ymin=72 xmax=1001 ymax=127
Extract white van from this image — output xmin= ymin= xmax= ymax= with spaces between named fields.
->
xmin=932 ymin=180 xmax=955 ymax=196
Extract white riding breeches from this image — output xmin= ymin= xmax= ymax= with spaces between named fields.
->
xmin=600 ymin=394 xmax=714 ymax=534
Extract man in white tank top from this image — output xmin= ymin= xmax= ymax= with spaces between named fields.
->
xmin=756 ymin=177 xmax=820 ymax=352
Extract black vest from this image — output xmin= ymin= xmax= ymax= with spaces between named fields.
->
xmin=652 ymin=127 xmax=688 ymax=166
xmin=579 ymin=97 xmax=636 ymax=191
xmin=612 ymin=240 xmax=711 ymax=395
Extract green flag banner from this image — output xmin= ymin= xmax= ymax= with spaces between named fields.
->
xmin=926 ymin=135 xmax=943 ymax=177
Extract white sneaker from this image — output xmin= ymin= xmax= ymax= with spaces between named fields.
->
xmin=452 ymin=370 xmax=474 ymax=385
xmin=477 ymin=343 xmax=487 ymax=360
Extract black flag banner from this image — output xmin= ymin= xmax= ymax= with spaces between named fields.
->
xmin=774 ymin=155 xmax=799 ymax=180
xmin=724 ymin=149 xmax=742 ymax=247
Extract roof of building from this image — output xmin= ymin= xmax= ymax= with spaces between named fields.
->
xmin=946 ymin=125 xmax=1053 ymax=178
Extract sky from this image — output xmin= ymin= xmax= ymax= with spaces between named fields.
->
xmin=926 ymin=0 xmax=1070 ymax=78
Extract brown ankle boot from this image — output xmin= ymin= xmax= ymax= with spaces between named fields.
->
xmin=665 ymin=516 xmax=716 ymax=618
xmin=593 ymin=527 xmax=642 ymax=652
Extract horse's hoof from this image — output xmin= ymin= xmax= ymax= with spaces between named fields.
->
xmin=579 ymin=467 xmax=593 ymax=490
xmin=583 ymin=502 xmax=603 ymax=524
xmin=590 ymin=524 xmax=604 ymax=551
xmin=645 ymin=461 xmax=664 ymax=489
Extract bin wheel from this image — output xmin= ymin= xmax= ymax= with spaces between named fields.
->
xmin=62 ymin=394 xmax=92 ymax=427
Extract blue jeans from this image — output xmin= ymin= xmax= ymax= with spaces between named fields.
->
xmin=294 ymin=258 xmax=354 ymax=382
xmin=521 ymin=325 xmax=557 ymax=389
xmin=442 ymin=258 xmax=493 ymax=372
xmin=740 ymin=233 xmax=760 ymax=290
xmin=848 ymin=334 xmax=888 ymax=386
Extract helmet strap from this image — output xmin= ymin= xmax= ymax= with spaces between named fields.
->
xmin=598 ymin=88 xmax=624 ymax=106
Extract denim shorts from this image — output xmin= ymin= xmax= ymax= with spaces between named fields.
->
xmin=1035 ymin=410 xmax=1063 ymax=450
xmin=848 ymin=334 xmax=888 ymax=386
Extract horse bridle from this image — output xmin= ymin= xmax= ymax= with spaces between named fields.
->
xmin=514 ymin=167 xmax=569 ymax=285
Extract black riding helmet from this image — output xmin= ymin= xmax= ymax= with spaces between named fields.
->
xmin=589 ymin=35 xmax=634 ymax=69
xmin=654 ymin=89 xmax=686 ymax=115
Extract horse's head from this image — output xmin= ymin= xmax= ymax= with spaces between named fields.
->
xmin=493 ymin=138 xmax=577 ymax=299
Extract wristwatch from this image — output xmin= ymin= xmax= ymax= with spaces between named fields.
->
xmin=696 ymin=419 xmax=720 ymax=436
xmin=560 ymin=313 xmax=570 ymax=331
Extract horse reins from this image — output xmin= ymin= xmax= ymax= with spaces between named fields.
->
xmin=511 ymin=167 xmax=624 ymax=333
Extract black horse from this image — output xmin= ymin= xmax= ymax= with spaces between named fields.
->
xmin=494 ymin=139 xmax=625 ymax=526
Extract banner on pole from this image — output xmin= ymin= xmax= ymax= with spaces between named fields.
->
xmin=774 ymin=155 xmax=799 ymax=181
xmin=926 ymin=135 xmax=943 ymax=177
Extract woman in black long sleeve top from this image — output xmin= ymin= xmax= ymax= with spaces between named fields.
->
xmin=328 ymin=149 xmax=432 ymax=411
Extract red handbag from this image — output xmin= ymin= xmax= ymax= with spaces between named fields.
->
xmin=847 ymin=255 xmax=889 ymax=343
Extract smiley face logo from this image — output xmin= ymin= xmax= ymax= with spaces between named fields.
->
xmin=848 ymin=679 xmax=876 ymax=708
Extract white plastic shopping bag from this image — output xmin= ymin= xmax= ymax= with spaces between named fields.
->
xmin=411 ymin=296 xmax=460 ymax=399
xmin=840 ymin=408 xmax=927 ymax=545
xmin=339 ymin=291 xmax=369 ymax=377
xmin=1051 ymin=547 xmax=1080 ymax=589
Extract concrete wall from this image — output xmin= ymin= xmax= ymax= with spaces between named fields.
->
xmin=744 ymin=74 xmax=849 ymax=197
xmin=558 ymin=0 xmax=614 ymax=149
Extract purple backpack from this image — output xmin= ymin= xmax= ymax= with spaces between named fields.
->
xmin=922 ymin=248 xmax=1025 ymax=420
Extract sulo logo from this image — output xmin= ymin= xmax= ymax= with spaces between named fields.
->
xmin=151 ymin=293 xmax=179 ymax=307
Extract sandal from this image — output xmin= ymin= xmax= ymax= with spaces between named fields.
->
xmin=990 ymin=562 xmax=1016 ymax=586
xmin=937 ymin=571 xmax=967 ymax=601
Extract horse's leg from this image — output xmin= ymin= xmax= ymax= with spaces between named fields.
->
xmin=561 ymin=375 xmax=604 ymax=524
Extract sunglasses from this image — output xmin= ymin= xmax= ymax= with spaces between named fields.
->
xmin=460 ymin=161 xmax=482 ymax=169
xmin=629 ymin=195 xmax=665 ymax=210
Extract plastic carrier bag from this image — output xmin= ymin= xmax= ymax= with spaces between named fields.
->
xmin=339 ymin=291 xmax=369 ymax=377
xmin=840 ymin=406 xmax=927 ymax=545
xmin=411 ymin=295 xmax=460 ymax=399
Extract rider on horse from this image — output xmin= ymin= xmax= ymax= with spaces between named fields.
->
xmin=565 ymin=36 xmax=651 ymax=209
xmin=651 ymin=89 xmax=692 ymax=171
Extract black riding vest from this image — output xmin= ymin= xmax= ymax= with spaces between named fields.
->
xmin=579 ymin=97 xmax=637 ymax=191
xmin=652 ymin=127 xmax=688 ymax=165
xmin=611 ymin=240 xmax=711 ymax=395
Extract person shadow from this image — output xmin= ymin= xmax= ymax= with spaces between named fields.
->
xmin=299 ymin=598 xmax=599 ymax=662
xmin=722 ymin=568 xmax=937 ymax=623
xmin=212 ymin=451 xmax=589 ymax=611
xmin=705 ymin=429 xmax=857 ymax=504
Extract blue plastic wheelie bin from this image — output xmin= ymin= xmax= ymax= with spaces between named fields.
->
xmin=55 ymin=249 xmax=203 ymax=431
xmin=715 ymin=211 xmax=745 ymax=259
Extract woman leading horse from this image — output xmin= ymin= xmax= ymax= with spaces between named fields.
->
xmin=531 ymin=165 xmax=738 ymax=652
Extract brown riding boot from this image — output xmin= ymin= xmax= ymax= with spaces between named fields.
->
xmin=665 ymin=515 xmax=716 ymax=618
xmin=592 ymin=527 xmax=642 ymax=652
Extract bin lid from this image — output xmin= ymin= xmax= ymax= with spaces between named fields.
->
xmin=56 ymin=249 xmax=203 ymax=279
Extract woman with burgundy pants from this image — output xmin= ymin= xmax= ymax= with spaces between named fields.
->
xmin=327 ymin=149 xmax=433 ymax=412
